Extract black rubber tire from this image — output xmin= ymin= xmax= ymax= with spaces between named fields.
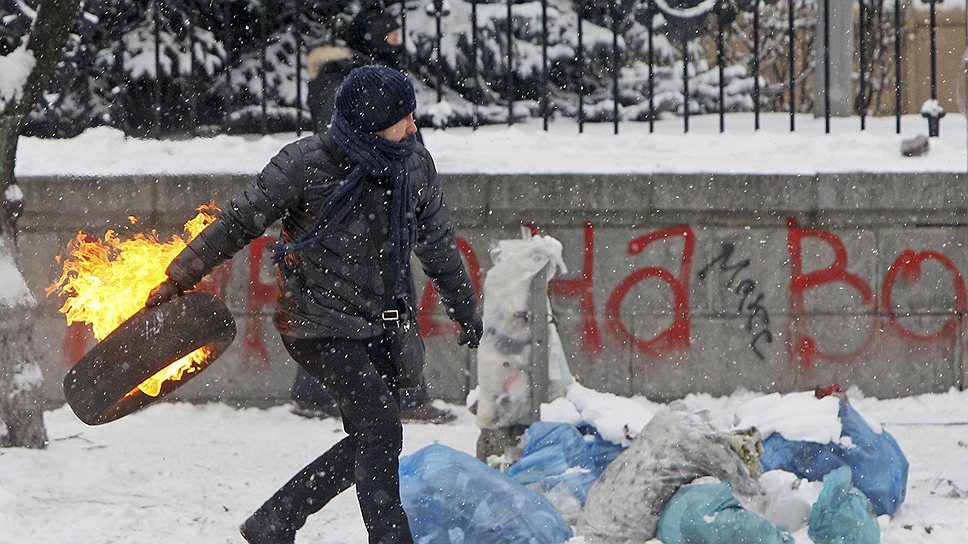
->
xmin=63 ymin=292 xmax=236 ymax=426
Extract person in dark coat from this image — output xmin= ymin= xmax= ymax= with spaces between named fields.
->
xmin=298 ymin=3 xmax=448 ymax=423
xmin=146 ymin=65 xmax=482 ymax=544
xmin=307 ymin=3 xmax=404 ymax=134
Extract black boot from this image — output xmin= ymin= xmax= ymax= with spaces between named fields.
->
xmin=239 ymin=510 xmax=296 ymax=544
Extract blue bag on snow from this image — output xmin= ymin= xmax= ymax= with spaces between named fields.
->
xmin=808 ymin=466 xmax=880 ymax=544
xmin=759 ymin=401 xmax=907 ymax=516
xmin=399 ymin=443 xmax=573 ymax=544
xmin=506 ymin=422 xmax=592 ymax=485
xmin=505 ymin=421 xmax=624 ymax=506
xmin=656 ymin=482 xmax=793 ymax=544
xmin=579 ymin=423 xmax=626 ymax=475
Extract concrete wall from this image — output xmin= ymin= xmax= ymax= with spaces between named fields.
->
xmin=15 ymin=171 xmax=968 ymax=405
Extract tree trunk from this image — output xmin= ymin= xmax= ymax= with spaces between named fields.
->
xmin=0 ymin=238 xmax=47 ymax=448
xmin=0 ymin=0 xmax=82 ymax=448
xmin=0 ymin=109 xmax=47 ymax=448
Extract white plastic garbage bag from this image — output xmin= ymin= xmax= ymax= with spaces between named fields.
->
xmin=476 ymin=234 xmax=574 ymax=430
xmin=577 ymin=404 xmax=761 ymax=544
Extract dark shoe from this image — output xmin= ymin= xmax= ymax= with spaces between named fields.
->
xmin=289 ymin=399 xmax=341 ymax=419
xmin=239 ymin=512 xmax=295 ymax=544
xmin=399 ymin=403 xmax=457 ymax=424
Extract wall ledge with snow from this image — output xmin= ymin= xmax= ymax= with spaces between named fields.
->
xmin=14 ymin=170 xmax=968 ymax=233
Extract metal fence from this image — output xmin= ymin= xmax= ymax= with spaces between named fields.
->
xmin=125 ymin=0 xmax=947 ymax=137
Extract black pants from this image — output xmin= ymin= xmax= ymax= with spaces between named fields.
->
xmin=258 ymin=335 xmax=414 ymax=544
xmin=291 ymin=363 xmax=430 ymax=409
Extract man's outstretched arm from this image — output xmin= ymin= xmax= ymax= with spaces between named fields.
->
xmin=147 ymin=142 xmax=306 ymax=306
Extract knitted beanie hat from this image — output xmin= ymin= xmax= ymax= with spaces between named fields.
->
xmin=333 ymin=65 xmax=416 ymax=133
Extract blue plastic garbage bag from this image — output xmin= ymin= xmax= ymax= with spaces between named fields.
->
xmin=505 ymin=422 xmax=598 ymax=506
xmin=579 ymin=423 xmax=626 ymax=474
xmin=399 ymin=443 xmax=573 ymax=544
xmin=759 ymin=401 xmax=908 ymax=516
xmin=505 ymin=422 xmax=624 ymax=505
xmin=656 ymin=482 xmax=794 ymax=544
xmin=507 ymin=422 xmax=593 ymax=484
xmin=808 ymin=466 xmax=880 ymax=544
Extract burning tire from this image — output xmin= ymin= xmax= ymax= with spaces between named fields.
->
xmin=63 ymin=292 xmax=236 ymax=426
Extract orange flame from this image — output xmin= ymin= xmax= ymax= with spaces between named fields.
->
xmin=47 ymin=204 xmax=220 ymax=397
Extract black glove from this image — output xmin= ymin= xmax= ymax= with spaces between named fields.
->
xmin=451 ymin=307 xmax=483 ymax=349
xmin=145 ymin=279 xmax=184 ymax=308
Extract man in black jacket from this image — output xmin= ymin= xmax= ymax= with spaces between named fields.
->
xmin=146 ymin=65 xmax=482 ymax=544
xmin=299 ymin=4 xmax=453 ymax=423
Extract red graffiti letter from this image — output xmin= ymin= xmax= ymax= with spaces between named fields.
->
xmin=242 ymin=235 xmax=277 ymax=367
xmin=195 ymin=261 xmax=232 ymax=298
xmin=550 ymin=222 xmax=604 ymax=357
xmin=882 ymin=250 xmax=967 ymax=340
xmin=604 ymin=225 xmax=694 ymax=359
xmin=786 ymin=218 xmax=875 ymax=370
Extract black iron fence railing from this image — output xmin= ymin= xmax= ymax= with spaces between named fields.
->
xmin=2 ymin=0 xmax=954 ymax=138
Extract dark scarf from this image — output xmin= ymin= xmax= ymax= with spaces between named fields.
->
xmin=273 ymin=110 xmax=417 ymax=298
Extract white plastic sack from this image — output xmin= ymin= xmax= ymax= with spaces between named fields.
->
xmin=577 ymin=404 xmax=761 ymax=544
xmin=476 ymin=234 xmax=574 ymax=430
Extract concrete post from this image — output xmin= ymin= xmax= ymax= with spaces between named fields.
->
xmin=814 ymin=0 xmax=855 ymax=117
xmin=528 ymin=266 xmax=550 ymax=422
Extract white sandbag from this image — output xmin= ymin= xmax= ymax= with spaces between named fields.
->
xmin=476 ymin=234 xmax=573 ymax=430
xmin=577 ymin=404 xmax=760 ymax=544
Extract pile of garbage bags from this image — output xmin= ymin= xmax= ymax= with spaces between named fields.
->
xmin=398 ymin=392 xmax=906 ymax=543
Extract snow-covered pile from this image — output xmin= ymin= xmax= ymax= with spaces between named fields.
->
xmin=735 ymin=391 xmax=845 ymax=444
xmin=543 ymin=383 xmax=659 ymax=446
xmin=542 ymin=386 xmax=873 ymax=449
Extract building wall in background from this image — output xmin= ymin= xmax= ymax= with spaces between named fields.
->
xmin=906 ymin=6 xmax=967 ymax=116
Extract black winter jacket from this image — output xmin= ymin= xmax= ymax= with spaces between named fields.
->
xmin=165 ymin=133 xmax=477 ymax=339
xmin=307 ymin=56 xmax=357 ymax=134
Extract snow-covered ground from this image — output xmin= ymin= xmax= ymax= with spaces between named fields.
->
xmin=4 ymin=389 xmax=968 ymax=544
xmin=15 ymin=113 xmax=968 ymax=177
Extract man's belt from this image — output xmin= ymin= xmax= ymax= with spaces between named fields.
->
xmin=382 ymin=307 xmax=412 ymax=331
